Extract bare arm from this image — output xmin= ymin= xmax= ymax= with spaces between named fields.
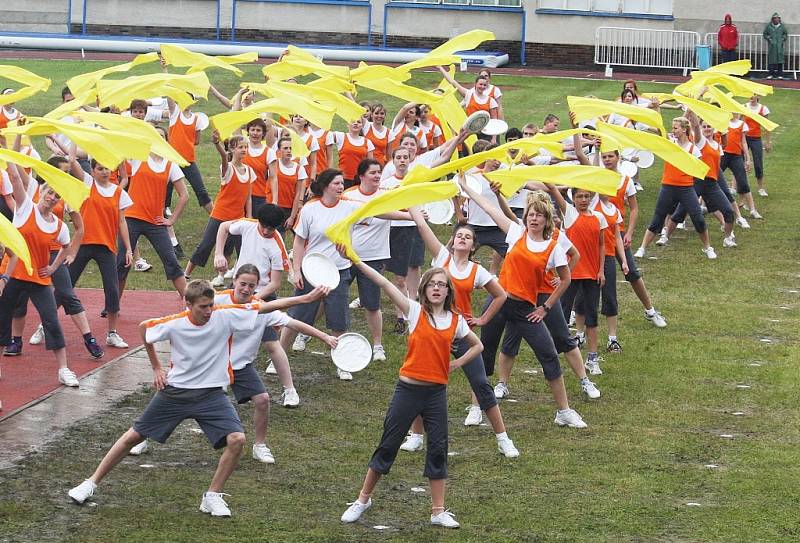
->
xmin=353 ymin=259 xmax=410 ymax=315
xmin=167 ymin=179 xmax=189 ymax=225
xmin=285 ymin=317 xmax=338 ymax=350
xmin=437 ymin=66 xmax=468 ymax=96
xmin=546 ymin=183 xmax=568 ymax=216
xmin=256 ymin=269 xmax=282 ymax=300
xmin=257 ymin=286 xmax=329 ymax=313
xmin=428 ymin=128 xmax=470 ymax=168
xmin=139 ymin=322 xmax=167 ymax=390
xmin=291 ymin=234 xmax=306 ymax=289
xmin=459 ymin=175 xmax=514 ymax=233
xmin=470 ymin=278 xmax=506 ymax=327
xmin=118 ymin=210 xmax=133 ymax=268
xmin=392 ymin=103 xmax=416 ymax=129
xmin=213 ymin=220 xmax=234 ymax=272
xmin=450 ymin=330 xmax=482 ymax=371
xmin=209 ymin=84 xmax=234 ymax=110
xmin=409 ymin=206 xmax=444 ymax=256
xmin=613 ymin=223 xmax=628 ymax=274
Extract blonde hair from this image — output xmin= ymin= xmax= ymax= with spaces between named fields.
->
xmin=523 ymin=190 xmax=555 ymax=239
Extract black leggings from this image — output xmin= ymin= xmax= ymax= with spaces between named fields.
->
xmin=70 ymin=244 xmax=121 ymax=314
xmin=0 ymin=279 xmax=66 ymax=350
xmin=189 ymin=217 xmax=241 ymax=268
xmin=672 ymin=178 xmax=733 ymax=226
xmin=647 ymin=184 xmax=706 ymax=234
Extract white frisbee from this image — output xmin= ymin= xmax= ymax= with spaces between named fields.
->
xmin=619 ymin=160 xmax=638 ymax=178
xmin=301 ymin=252 xmax=340 ymax=289
xmin=637 ymin=150 xmax=655 ymax=168
xmin=331 ymin=333 xmax=372 ymax=373
xmin=455 ymin=172 xmax=483 ymax=197
xmin=481 ymin=118 xmax=509 ymax=136
xmin=423 ymin=198 xmax=454 ymax=225
xmin=463 ymin=110 xmax=490 ymax=134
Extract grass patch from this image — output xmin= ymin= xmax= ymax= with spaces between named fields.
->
xmin=0 ymin=59 xmax=798 ymax=542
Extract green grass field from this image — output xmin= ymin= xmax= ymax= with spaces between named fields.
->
xmin=0 ymin=59 xmax=798 ymax=542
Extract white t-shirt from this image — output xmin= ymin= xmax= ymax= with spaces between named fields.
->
xmin=294 ymin=197 xmax=361 ymax=270
xmin=379 ymin=175 xmax=415 ymax=227
xmin=403 ymin=299 xmax=470 ymax=339
xmin=129 ymin=156 xmax=185 ymax=181
xmin=228 ymin=219 xmax=289 ymax=289
xmin=343 ymin=185 xmax=391 ymax=261
xmin=248 ymin=143 xmax=278 ymax=165
xmin=214 ymin=292 xmax=290 ymax=370
xmin=144 ymin=305 xmax=259 ymax=389
xmin=13 ymin=196 xmax=71 ymax=248
xmin=380 ymin=147 xmax=443 ymax=181
xmin=277 ymin=160 xmax=308 ymax=184
xmin=466 ymin=171 xmax=500 ymax=227
xmin=463 ymin=88 xmax=498 ymax=111
xmin=746 ymin=102 xmax=770 ymax=117
xmin=418 ymin=120 xmax=443 ymax=143
xmin=431 ymin=247 xmax=493 ymax=290
xmin=726 ymin=119 xmax=749 ymax=136
xmin=563 ymin=203 xmax=609 ymax=231
xmin=505 ymin=222 xmax=568 ymax=270
xmin=169 ymin=108 xmax=209 ymax=131
xmin=1 ymin=170 xmax=11 ymax=196
xmin=81 ymin=173 xmax=133 ymax=209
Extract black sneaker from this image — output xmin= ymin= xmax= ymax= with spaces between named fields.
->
xmin=606 ymin=339 xmax=622 ymax=353
xmin=3 ymin=339 xmax=22 ymax=356
xmin=394 ymin=318 xmax=407 ymax=335
xmin=100 ymin=308 xmax=108 ymax=318
xmin=85 ymin=338 xmax=105 ymax=359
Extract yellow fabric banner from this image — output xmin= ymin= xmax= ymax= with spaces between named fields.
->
xmin=568 ymin=96 xmax=665 ymax=135
xmin=0 ymin=212 xmax=33 ymax=274
xmin=703 ymin=87 xmax=779 ymax=132
xmin=485 ymin=164 xmax=620 ymax=197
xmin=161 ymin=44 xmax=257 ymax=76
xmin=643 ymin=92 xmax=732 ymax=132
xmin=0 ymin=148 xmax=90 ymax=212
xmin=66 ymin=52 xmax=159 ymax=97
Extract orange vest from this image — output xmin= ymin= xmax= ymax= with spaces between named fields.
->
xmin=169 ymin=112 xmax=199 ymax=163
xmin=338 ymin=134 xmax=369 ymax=181
xmin=244 ymin=144 xmax=270 ymax=198
xmin=500 ymin=232 xmax=555 ymax=304
xmin=661 ymin=143 xmax=696 ymax=187
xmin=32 ymin=186 xmax=66 ymax=252
xmin=724 ymin=123 xmax=745 ymax=156
xmin=699 ymin=140 xmax=721 ymax=181
xmin=211 ymin=165 xmax=251 ymax=221
xmin=12 ymin=206 xmax=63 ymax=286
xmin=444 ymin=254 xmax=479 ymax=319
xmin=399 ymin=310 xmax=458 ymax=385
xmin=312 ymin=130 xmax=329 ymax=179
xmin=566 ymin=213 xmax=603 ymax=280
xmin=594 ymin=201 xmax=620 ymax=257
xmin=80 ymin=181 xmax=123 ymax=253
xmin=609 ymin=176 xmax=631 ymax=233
xmin=272 ymin=161 xmax=301 ymax=209
xmin=364 ymin=124 xmax=389 ymax=165
xmin=744 ymin=105 xmax=765 ymax=139
xmin=126 ymin=160 xmax=172 ymax=225
xmin=465 ymin=90 xmax=492 ymax=116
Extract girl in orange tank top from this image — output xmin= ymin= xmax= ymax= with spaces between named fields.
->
xmin=363 ymin=103 xmax=390 ymax=165
xmin=340 ymin=260 xmax=481 ymax=529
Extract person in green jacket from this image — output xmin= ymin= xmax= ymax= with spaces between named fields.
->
xmin=763 ymin=12 xmax=789 ymax=79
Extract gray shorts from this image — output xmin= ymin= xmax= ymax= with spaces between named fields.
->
xmin=471 ymin=225 xmax=508 ymax=257
xmin=288 ymin=268 xmax=351 ymax=332
xmin=260 ymin=294 xmax=280 ymax=342
xmin=231 ymin=364 xmax=268 ymax=404
xmin=349 ymin=259 xmax=386 ymax=311
xmin=133 ymin=387 xmax=243 ymax=449
xmin=387 ymin=227 xmax=424 ymax=276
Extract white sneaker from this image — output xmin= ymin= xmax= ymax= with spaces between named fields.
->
xmin=337 ymin=368 xmax=353 ymax=381
xmin=675 ymin=221 xmax=686 ymax=230
xmin=581 ymin=379 xmax=601 ymax=399
xmin=29 ymin=324 xmax=44 ymax=345
xmin=58 ymin=367 xmax=79 ymax=387
xmin=463 ymin=405 xmax=482 ymax=426
xmin=200 ymin=491 xmax=231 ymax=517
xmin=633 ymin=247 xmax=645 ymax=258
xmin=68 ymin=479 xmax=97 ymax=504
xmin=554 ymin=408 xmax=588 ymax=429
xmin=252 ymin=443 xmax=275 ymax=464
xmin=655 ymin=234 xmax=668 ymax=246
xmin=497 ymin=436 xmax=520 ymax=458
xmin=750 ymin=210 xmax=763 ymax=220
xmin=372 ymin=344 xmax=386 ymax=362
xmin=736 ymin=216 xmax=751 ymax=229
xmin=210 ymin=274 xmax=226 ymax=288
xmin=568 ymin=310 xmax=576 ymax=327
xmin=223 ymin=268 xmax=234 ymax=279
xmin=431 ymin=510 xmax=460 ymax=529
xmin=281 ymin=388 xmax=300 ymax=407
xmin=758 ymin=188 xmax=768 ymax=197
xmin=133 ymin=258 xmax=152 ymax=272
xmin=723 ymin=236 xmax=737 ymax=248
xmin=575 ymin=331 xmax=586 ymax=348
xmin=129 ymin=440 xmax=149 ymax=456
xmin=645 ymin=309 xmax=667 ymax=328
xmin=400 ymin=432 xmax=424 ymax=452
xmin=292 ymin=334 xmax=309 ymax=352
xmin=702 ymin=246 xmax=717 ymax=260
xmin=164 ymin=207 xmax=172 ymax=218
xmin=585 ymin=358 xmax=603 ymax=375
xmin=348 ymin=297 xmax=362 ymax=309
xmin=106 ymin=332 xmax=129 ymax=348
xmin=341 ymin=498 xmax=371 ymax=523
xmin=493 ymin=382 xmax=510 ymax=399
xmin=265 ymin=360 xmax=277 ymax=374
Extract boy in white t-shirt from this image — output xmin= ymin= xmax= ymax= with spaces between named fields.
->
xmin=68 ymin=279 xmax=329 ymax=517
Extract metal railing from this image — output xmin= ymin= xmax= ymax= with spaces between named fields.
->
xmin=704 ymin=32 xmax=799 ymax=78
xmin=595 ymin=26 xmax=699 ymax=74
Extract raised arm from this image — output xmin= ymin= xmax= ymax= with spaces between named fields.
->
xmin=437 ymin=66 xmax=468 ymax=97
xmin=428 ymin=128 xmax=470 ymax=169
xmin=353 ymin=258 xmax=410 ymax=316
xmin=209 ymin=84 xmax=234 ymax=110
xmin=545 ymin=183 xmax=568 ymax=216
xmin=392 ymin=103 xmax=416 ymax=129
xmin=458 ymin=174 xmax=514 ymax=233
xmin=409 ymin=206 xmax=444 ymax=256
xmin=212 ymin=130 xmax=229 ymax=172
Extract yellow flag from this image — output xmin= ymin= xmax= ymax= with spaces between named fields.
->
xmin=428 ymin=29 xmax=496 ymax=58
xmin=705 ymin=59 xmax=751 ymax=76
xmin=703 ymin=87 xmax=778 ymax=132
xmin=66 ymin=52 xmax=159 ymax=97
xmin=676 ymin=71 xmax=772 ymax=98
xmin=277 ymin=122 xmax=311 ymax=158
xmin=210 ymin=99 xmax=294 ymax=140
xmin=326 ymin=182 xmax=457 ymax=262
xmin=568 ymin=96 xmax=665 ymax=135
xmin=0 ymin=213 xmax=33 ymax=274
xmin=251 ymin=84 xmax=336 ymax=130
xmin=643 ymin=92 xmax=731 ymax=132
xmin=247 ymin=81 xmax=365 ymax=123
xmin=262 ymin=56 xmax=350 ymax=81
xmin=485 ymin=165 xmax=620 ymax=197
xmin=161 ymin=44 xmax=256 ymax=76
xmin=96 ymin=72 xmax=210 ymax=109
xmin=0 ymin=65 xmax=51 ymax=91
xmin=307 ymin=76 xmax=356 ymax=94
xmin=395 ymin=55 xmax=462 ymax=75
xmin=0 ymin=148 xmax=90 ymax=212
xmin=44 ymin=91 xmax=96 ymax=120
xmin=0 ymin=86 xmax=44 ymax=106
xmin=596 ymin=122 xmax=709 ymax=178
xmin=350 ymin=62 xmax=410 ymax=84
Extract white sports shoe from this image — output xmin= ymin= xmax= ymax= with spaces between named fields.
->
xmin=568 ymin=310 xmax=576 ymax=327
xmin=554 ymin=408 xmax=588 ymax=429
xmin=400 ymin=433 xmax=424 ymax=452
xmin=702 ymin=246 xmax=718 ymax=260
xmin=497 ymin=436 xmax=520 ymax=458
xmin=736 ymin=216 xmax=751 ymax=229
xmin=655 ymin=234 xmax=669 ymax=246
xmin=265 ymin=360 xmax=277 ymax=374
xmin=29 ymin=324 xmax=44 ymax=345
xmin=341 ymin=498 xmax=371 ymax=523
xmin=493 ymin=382 xmax=510 ymax=399
xmin=750 ymin=210 xmax=763 ymax=220
xmin=129 ymin=440 xmax=149 ymax=456
xmin=58 ymin=367 xmax=79 ymax=387
xmin=68 ymin=479 xmax=97 ymax=504
xmin=200 ymin=491 xmax=231 ymax=517
xmin=758 ymin=188 xmax=768 ymax=197
xmin=348 ymin=297 xmax=362 ymax=309
xmin=210 ymin=274 xmax=226 ymax=288
xmin=675 ymin=221 xmax=686 ymax=230
xmin=372 ymin=344 xmax=386 ymax=362
xmin=431 ymin=510 xmax=460 ymax=528
xmin=723 ymin=236 xmax=737 ymax=248
xmin=106 ymin=332 xmax=129 ymax=349
xmin=292 ymin=334 xmax=309 ymax=352
xmin=281 ymin=388 xmax=300 ymax=407
xmin=133 ymin=258 xmax=152 ymax=272
xmin=463 ymin=405 xmax=482 ymax=426
xmin=581 ymin=379 xmax=601 ymax=399
xmin=633 ymin=247 xmax=645 ymax=258
xmin=223 ymin=268 xmax=235 ymax=279
xmin=252 ymin=443 xmax=275 ymax=464
xmin=645 ymin=309 xmax=667 ymax=328
xmin=585 ymin=358 xmax=603 ymax=375
xmin=336 ymin=368 xmax=353 ymax=381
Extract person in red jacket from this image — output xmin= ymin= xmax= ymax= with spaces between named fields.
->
xmin=718 ymin=14 xmax=739 ymax=64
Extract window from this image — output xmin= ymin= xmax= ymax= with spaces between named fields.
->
xmin=538 ymin=0 xmax=672 ymax=15
xmin=396 ymin=0 xmax=522 ymax=6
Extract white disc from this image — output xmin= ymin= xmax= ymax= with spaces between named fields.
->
xmin=481 ymin=118 xmax=509 ymax=136
xmin=301 ymin=252 xmax=340 ymax=289
xmin=618 ymin=160 xmax=638 ymax=178
xmin=637 ymin=150 xmax=655 ymax=168
xmin=462 ymin=111 xmax=490 ymax=134
xmin=423 ymin=199 xmax=454 ymax=225
xmin=331 ymin=333 xmax=372 ymax=373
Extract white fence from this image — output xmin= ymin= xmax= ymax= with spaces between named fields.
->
xmin=705 ymin=32 xmax=800 ymax=77
xmin=595 ymin=27 xmax=699 ymax=75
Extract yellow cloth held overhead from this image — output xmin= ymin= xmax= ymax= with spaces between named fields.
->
xmin=428 ymin=30 xmax=496 ymax=58
xmin=307 ymin=76 xmax=356 ymax=94
xmin=704 ymin=59 xmax=752 ymax=76
xmin=43 ymin=91 xmax=96 ymax=120
xmin=703 ymin=87 xmax=779 ymax=132
xmin=643 ymin=92 xmax=731 ymax=132
xmin=485 ymin=165 xmax=620 ymax=197
xmin=0 ymin=65 xmax=51 ymax=106
xmin=210 ymin=99 xmax=294 ymax=140
xmin=350 ymin=62 xmax=410 ymax=84
xmin=675 ymin=71 xmax=773 ymax=98
xmin=395 ymin=55 xmax=462 ymax=75
xmin=0 ymin=86 xmax=44 ymax=106
xmin=276 ymin=123 xmax=311 ymax=158
xmin=0 ymin=148 xmax=90 ymax=213
xmin=65 ymin=52 xmax=159 ymax=97
xmin=95 ymin=72 xmax=210 ymax=110
xmin=161 ymin=44 xmax=256 ymax=76
xmin=247 ymin=81 xmax=365 ymax=123
xmin=262 ymin=56 xmax=350 ymax=82
xmin=596 ymin=121 xmax=709 ymax=179
xmin=0 ymin=212 xmax=33 ymax=275
xmin=326 ymin=182 xmax=458 ymax=263
xmin=568 ymin=96 xmax=665 ymax=135
xmin=249 ymin=83 xmax=335 ymax=130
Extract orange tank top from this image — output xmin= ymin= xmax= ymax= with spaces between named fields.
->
xmin=465 ymin=90 xmax=492 ymax=116
xmin=609 ymin=176 xmax=631 ymax=233
xmin=244 ymin=144 xmax=270 ymax=198
xmin=500 ymin=231 xmax=554 ymax=304
xmin=12 ymin=206 xmax=63 ymax=286
xmin=169 ymin=112 xmax=199 ymax=163
xmin=364 ymin=124 xmax=389 ymax=165
xmin=80 ymin=181 xmax=123 ymax=253
xmin=744 ymin=106 xmax=764 ymax=139
xmin=699 ymin=140 xmax=721 ymax=181
xmin=272 ymin=161 xmax=301 ymax=209
xmin=567 ymin=212 xmax=603 ymax=280
xmin=126 ymin=160 xmax=172 ymax=224
xmin=661 ymin=143 xmax=696 ymax=187
xmin=399 ymin=309 xmax=458 ymax=385
xmin=724 ymin=123 xmax=745 ymax=156
xmin=211 ymin=164 xmax=252 ymax=221
xmin=338 ymin=134 xmax=369 ymax=181
xmin=444 ymin=254 xmax=479 ymax=319
xmin=313 ymin=130 xmax=329 ymax=179
xmin=32 ymin=186 xmax=66 ymax=252
xmin=594 ymin=201 xmax=620 ymax=257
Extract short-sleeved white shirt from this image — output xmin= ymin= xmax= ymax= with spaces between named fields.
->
xmin=294 ymin=197 xmax=361 ymax=270
xmin=169 ymin=109 xmax=209 ymax=131
xmin=466 ymin=171 xmax=500 ymax=227
xmin=144 ymin=305 xmax=259 ymax=389
xmin=81 ymin=172 xmax=133 ymax=209
xmin=505 ymin=222 xmax=568 ymax=270
xmin=403 ymin=299 xmax=470 ymax=339
xmin=333 ymin=132 xmax=375 ymax=153
xmin=380 ymin=147 xmax=443 ymax=181
xmin=1 ymin=170 xmax=11 ymax=196
xmin=129 ymin=156 xmax=185 ymax=181
xmin=563 ymin=203 xmax=609 ymax=231
xmin=228 ymin=219 xmax=288 ymax=289
xmin=248 ymin=143 xmax=278 ymax=164
xmin=13 ymin=196 xmax=70 ymax=246
xmin=431 ymin=247 xmax=493 ymax=290
xmin=343 ymin=185 xmax=391 ymax=261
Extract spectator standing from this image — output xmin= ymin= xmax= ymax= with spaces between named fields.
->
xmin=763 ymin=12 xmax=788 ymax=79
xmin=717 ymin=14 xmax=739 ymax=64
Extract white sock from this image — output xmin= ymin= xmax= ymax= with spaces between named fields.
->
xmin=609 ymin=335 xmax=617 ymax=342
xmin=645 ymin=307 xmax=656 ymax=316
xmin=495 ymin=431 xmax=508 ymax=441
xmin=170 ymin=236 xmax=178 ymax=246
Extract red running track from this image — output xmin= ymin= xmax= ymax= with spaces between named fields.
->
xmin=0 ymin=288 xmax=184 ymax=417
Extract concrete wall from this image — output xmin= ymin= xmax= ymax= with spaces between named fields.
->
xmin=673 ymin=0 xmax=799 ymax=35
